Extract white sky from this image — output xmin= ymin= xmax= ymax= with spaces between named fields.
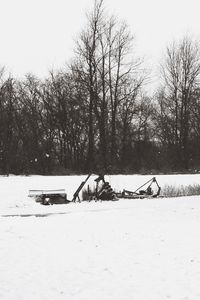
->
xmin=1 ymin=0 xmax=200 ymax=82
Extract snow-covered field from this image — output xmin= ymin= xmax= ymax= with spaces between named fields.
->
xmin=1 ymin=174 xmax=200 ymax=299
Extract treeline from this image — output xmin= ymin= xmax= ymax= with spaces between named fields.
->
xmin=1 ymin=0 xmax=200 ymax=175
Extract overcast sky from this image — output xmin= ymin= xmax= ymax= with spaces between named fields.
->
xmin=1 ymin=0 xmax=200 ymax=81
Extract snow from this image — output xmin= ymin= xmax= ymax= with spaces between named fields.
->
xmin=1 ymin=174 xmax=200 ymax=299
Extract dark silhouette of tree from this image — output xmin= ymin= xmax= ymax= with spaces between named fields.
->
xmin=157 ymin=37 xmax=200 ymax=170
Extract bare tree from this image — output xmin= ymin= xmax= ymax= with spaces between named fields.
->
xmin=0 ymin=76 xmax=18 ymax=174
xmin=159 ymin=36 xmax=200 ymax=169
xmin=75 ymin=0 xmax=104 ymax=171
xmin=74 ymin=0 xmax=144 ymax=171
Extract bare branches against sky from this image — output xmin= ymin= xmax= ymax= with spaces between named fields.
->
xmin=0 ymin=0 xmax=200 ymax=78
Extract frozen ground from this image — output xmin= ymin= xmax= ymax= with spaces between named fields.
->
xmin=1 ymin=174 xmax=200 ymax=299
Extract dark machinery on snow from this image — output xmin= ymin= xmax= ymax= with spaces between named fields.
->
xmin=72 ymin=174 xmax=117 ymax=202
xmin=93 ymin=174 xmax=117 ymax=201
xmin=29 ymin=175 xmax=161 ymax=205
xmin=28 ymin=189 xmax=69 ymax=205
xmin=116 ymin=177 xmax=161 ymax=199
xmin=72 ymin=174 xmax=92 ymax=202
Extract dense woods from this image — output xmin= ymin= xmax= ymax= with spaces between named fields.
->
xmin=1 ymin=1 xmax=200 ymax=175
